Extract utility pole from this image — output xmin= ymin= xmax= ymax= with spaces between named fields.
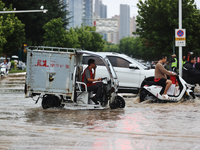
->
xmin=179 ymin=0 xmax=182 ymax=76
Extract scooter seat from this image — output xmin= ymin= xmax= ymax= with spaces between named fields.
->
xmin=144 ymin=80 xmax=156 ymax=86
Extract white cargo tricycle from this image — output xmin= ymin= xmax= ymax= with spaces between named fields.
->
xmin=25 ymin=46 xmax=125 ymax=109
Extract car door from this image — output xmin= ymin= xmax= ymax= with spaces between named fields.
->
xmin=107 ymin=56 xmax=140 ymax=88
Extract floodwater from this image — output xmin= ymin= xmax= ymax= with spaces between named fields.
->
xmin=1 ymin=74 xmax=200 ymax=150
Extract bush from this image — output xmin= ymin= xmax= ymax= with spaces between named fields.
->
xmin=11 ymin=60 xmax=14 ymax=68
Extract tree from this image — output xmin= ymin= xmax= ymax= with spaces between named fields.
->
xmin=90 ymin=31 xmax=105 ymax=52
xmin=0 ymin=2 xmax=25 ymax=55
xmin=0 ymin=17 xmax=7 ymax=52
xmin=43 ymin=18 xmax=68 ymax=47
xmin=104 ymin=42 xmax=119 ymax=53
xmin=118 ymin=36 xmax=153 ymax=60
xmin=74 ymin=25 xmax=92 ymax=50
xmin=63 ymin=28 xmax=80 ymax=48
xmin=43 ymin=18 xmax=80 ymax=48
xmin=135 ymin=0 xmax=200 ymax=57
xmin=43 ymin=19 xmax=105 ymax=51
xmin=3 ymin=0 xmax=70 ymax=46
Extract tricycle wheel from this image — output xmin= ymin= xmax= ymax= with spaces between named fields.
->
xmin=109 ymin=101 xmax=119 ymax=109
xmin=117 ymin=95 xmax=125 ymax=108
xmin=42 ymin=95 xmax=61 ymax=109
xmin=109 ymin=95 xmax=125 ymax=109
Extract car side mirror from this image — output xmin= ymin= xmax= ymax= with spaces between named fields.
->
xmin=129 ymin=64 xmax=139 ymax=69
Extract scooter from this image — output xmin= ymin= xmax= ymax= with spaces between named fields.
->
xmin=140 ymin=75 xmax=195 ymax=103
xmin=0 ymin=65 xmax=7 ymax=76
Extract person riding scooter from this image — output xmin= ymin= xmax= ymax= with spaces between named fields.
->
xmin=154 ymin=55 xmax=177 ymax=99
xmin=183 ymin=55 xmax=200 ymax=85
xmin=0 ymin=59 xmax=9 ymax=75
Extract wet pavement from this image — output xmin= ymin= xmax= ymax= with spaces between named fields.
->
xmin=1 ymin=73 xmax=200 ymax=150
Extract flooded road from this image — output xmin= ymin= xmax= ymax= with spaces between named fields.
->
xmin=1 ymin=73 xmax=200 ymax=150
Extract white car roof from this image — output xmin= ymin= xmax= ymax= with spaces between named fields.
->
xmin=85 ymin=52 xmax=148 ymax=70
xmin=81 ymin=51 xmax=108 ymax=59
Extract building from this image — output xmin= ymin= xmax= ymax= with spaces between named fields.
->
xmin=62 ymin=0 xmax=93 ymax=29
xmin=94 ymin=0 xmax=107 ymax=41
xmin=110 ymin=15 xmax=120 ymax=44
xmin=130 ymin=16 xmax=138 ymax=38
xmin=119 ymin=4 xmax=130 ymax=40
xmin=94 ymin=0 xmax=100 ymax=17
xmin=100 ymin=1 xmax=107 ymax=18
xmin=83 ymin=0 xmax=93 ymax=26
xmin=95 ymin=0 xmax=107 ymax=18
xmin=66 ymin=0 xmax=84 ymax=29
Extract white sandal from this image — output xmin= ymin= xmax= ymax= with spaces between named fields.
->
xmin=162 ymin=94 xmax=169 ymax=100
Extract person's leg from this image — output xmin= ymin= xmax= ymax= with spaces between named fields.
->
xmin=87 ymin=84 xmax=97 ymax=92
xmin=163 ymin=79 xmax=172 ymax=95
xmin=95 ymin=82 xmax=103 ymax=98
xmin=87 ymin=82 xmax=103 ymax=104
xmin=87 ymin=85 xmax=99 ymax=105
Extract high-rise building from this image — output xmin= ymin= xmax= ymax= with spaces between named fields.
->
xmin=94 ymin=0 xmax=107 ymax=41
xmin=83 ymin=0 xmax=93 ymax=26
xmin=100 ymin=1 xmax=107 ymax=18
xmin=62 ymin=0 xmax=93 ymax=29
xmin=95 ymin=0 xmax=100 ymax=17
xmin=95 ymin=0 xmax=107 ymax=18
xmin=66 ymin=0 xmax=84 ymax=29
xmin=119 ymin=4 xmax=130 ymax=40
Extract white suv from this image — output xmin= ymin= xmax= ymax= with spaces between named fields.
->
xmin=83 ymin=52 xmax=155 ymax=94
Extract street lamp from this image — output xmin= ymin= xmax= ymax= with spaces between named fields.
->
xmin=0 ymin=6 xmax=48 ymax=14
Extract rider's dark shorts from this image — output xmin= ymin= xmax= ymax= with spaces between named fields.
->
xmin=154 ymin=78 xmax=167 ymax=87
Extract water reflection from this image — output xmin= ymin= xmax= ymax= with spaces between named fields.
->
xmin=25 ymin=108 xmax=125 ymax=128
xmin=1 ymin=74 xmax=200 ymax=149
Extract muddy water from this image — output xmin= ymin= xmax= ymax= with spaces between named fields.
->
xmin=1 ymin=74 xmax=200 ymax=150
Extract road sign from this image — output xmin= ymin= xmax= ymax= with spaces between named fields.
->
xmin=175 ymin=29 xmax=186 ymax=46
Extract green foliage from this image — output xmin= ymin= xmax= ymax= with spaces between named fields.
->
xmin=135 ymin=0 xmax=200 ymax=57
xmin=63 ymin=28 xmax=80 ymax=48
xmin=0 ymin=2 xmax=25 ymax=54
xmin=3 ymin=0 xmax=70 ymax=46
xmin=9 ymin=68 xmax=26 ymax=74
xmin=104 ymin=42 xmax=119 ymax=52
xmin=0 ymin=16 xmax=7 ymax=51
xmin=104 ymin=37 xmax=153 ymax=60
xmin=43 ymin=18 xmax=105 ymax=51
xmin=74 ymin=25 xmax=105 ymax=51
xmin=90 ymin=31 xmax=105 ymax=52
xmin=43 ymin=18 xmax=68 ymax=47
xmin=11 ymin=60 xmax=14 ymax=68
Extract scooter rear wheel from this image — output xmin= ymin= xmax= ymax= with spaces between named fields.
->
xmin=140 ymin=89 xmax=149 ymax=102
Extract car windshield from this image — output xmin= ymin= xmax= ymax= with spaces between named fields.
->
xmin=105 ymin=58 xmax=117 ymax=79
xmin=127 ymin=56 xmax=148 ymax=69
